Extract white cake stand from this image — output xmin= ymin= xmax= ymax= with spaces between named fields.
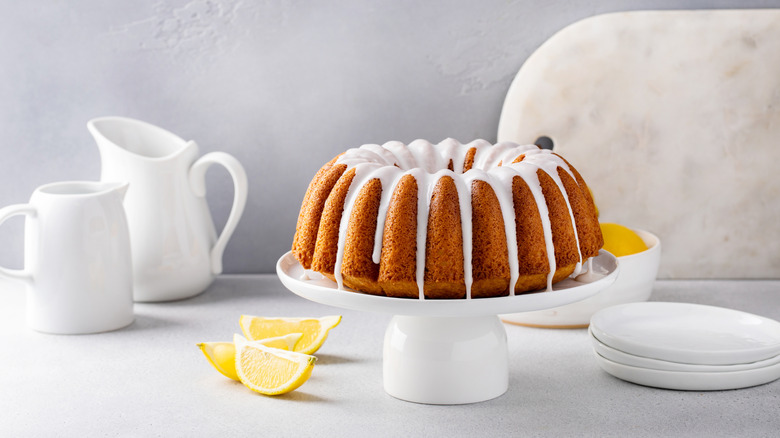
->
xmin=277 ymin=250 xmax=619 ymax=405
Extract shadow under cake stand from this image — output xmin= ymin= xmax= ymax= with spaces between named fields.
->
xmin=277 ymin=250 xmax=619 ymax=405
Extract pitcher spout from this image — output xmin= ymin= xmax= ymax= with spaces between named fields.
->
xmin=87 ymin=116 xmax=194 ymax=162
xmin=111 ymin=182 xmax=130 ymax=200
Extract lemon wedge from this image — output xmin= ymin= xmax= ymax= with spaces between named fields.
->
xmin=197 ymin=333 xmax=303 ymax=381
xmin=600 ymin=222 xmax=648 ymax=257
xmin=234 ymin=334 xmax=316 ymax=395
xmin=239 ymin=315 xmax=341 ymax=355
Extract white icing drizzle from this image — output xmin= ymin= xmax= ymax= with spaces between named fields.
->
xmin=332 ymin=162 xmax=384 ymax=290
xmin=473 ymin=167 xmax=520 ymax=296
xmin=336 ymin=147 xmax=391 ymax=167
xmin=371 ymin=169 xmax=405 ymax=264
xmin=575 ymin=257 xmax=602 ymax=283
xmin=512 ymin=163 xmax=558 ymax=291
xmin=408 ymin=139 xmax=446 ymax=172
xmin=383 ymin=141 xmax=415 ymax=169
xmin=451 ymin=171 xmax=473 ymax=299
xmin=332 ymin=139 xmax=587 ymax=298
xmin=521 ymin=150 xmax=584 ymax=278
xmin=415 ymin=169 xmax=435 ymax=298
xmin=358 ymin=143 xmax=398 ymax=164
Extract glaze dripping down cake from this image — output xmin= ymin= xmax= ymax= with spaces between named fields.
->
xmin=292 ymin=139 xmax=603 ymax=299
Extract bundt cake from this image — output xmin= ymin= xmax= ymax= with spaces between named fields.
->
xmin=292 ymin=139 xmax=603 ymax=299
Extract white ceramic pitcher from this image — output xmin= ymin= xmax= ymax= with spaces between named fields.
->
xmin=87 ymin=117 xmax=248 ymax=302
xmin=0 ymin=181 xmax=134 ymax=334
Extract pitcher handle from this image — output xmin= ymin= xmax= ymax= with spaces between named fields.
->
xmin=0 ymin=204 xmax=36 ymax=282
xmin=189 ymin=150 xmax=248 ymax=275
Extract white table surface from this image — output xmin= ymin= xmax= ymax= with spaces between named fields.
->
xmin=2 ymin=276 xmax=779 ymax=437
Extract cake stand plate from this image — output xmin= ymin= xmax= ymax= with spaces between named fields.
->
xmin=277 ymin=250 xmax=619 ymax=404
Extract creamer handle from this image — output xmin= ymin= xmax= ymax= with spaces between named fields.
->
xmin=189 ymin=150 xmax=248 ymax=275
xmin=0 ymin=204 xmax=36 ymax=283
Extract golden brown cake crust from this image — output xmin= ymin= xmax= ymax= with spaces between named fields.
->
xmin=340 ymin=178 xmax=383 ymax=295
xmin=471 ymin=180 xmax=510 ymax=298
xmin=292 ymin=158 xmax=346 ymax=269
xmin=423 ymin=176 xmax=466 ymax=299
xmin=378 ymin=174 xmax=420 ymax=298
xmin=310 ymin=167 xmax=356 ymax=276
xmin=292 ymin=140 xmax=603 ymax=299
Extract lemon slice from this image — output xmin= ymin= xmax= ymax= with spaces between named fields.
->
xmin=239 ymin=315 xmax=341 ymax=355
xmin=600 ymin=222 xmax=648 ymax=257
xmin=198 ymin=341 xmax=240 ymax=381
xmin=234 ymin=334 xmax=316 ymax=395
xmin=197 ymin=333 xmax=303 ymax=381
xmin=254 ymin=333 xmax=304 ymax=351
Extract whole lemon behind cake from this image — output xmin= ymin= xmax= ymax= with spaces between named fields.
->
xmin=600 ymin=223 xmax=648 ymax=257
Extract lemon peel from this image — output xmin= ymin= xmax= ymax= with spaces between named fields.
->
xmin=234 ymin=334 xmax=316 ymax=395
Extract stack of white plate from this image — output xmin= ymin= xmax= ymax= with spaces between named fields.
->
xmin=589 ymin=302 xmax=780 ymax=391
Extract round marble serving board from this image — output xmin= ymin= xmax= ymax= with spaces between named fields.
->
xmin=498 ymin=9 xmax=780 ymax=279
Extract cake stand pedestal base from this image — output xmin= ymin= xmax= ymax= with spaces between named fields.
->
xmin=277 ymin=250 xmax=619 ymax=404
xmin=383 ymin=315 xmax=508 ymax=405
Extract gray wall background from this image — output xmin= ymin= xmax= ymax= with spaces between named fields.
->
xmin=1 ymin=0 xmax=778 ymax=274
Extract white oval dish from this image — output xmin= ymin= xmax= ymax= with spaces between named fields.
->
xmin=589 ymin=329 xmax=780 ymax=372
xmin=590 ymin=302 xmax=780 ymax=365
xmin=277 ymin=250 xmax=618 ymax=317
xmin=593 ymin=351 xmax=780 ymax=391
xmin=502 ymin=228 xmax=660 ymax=328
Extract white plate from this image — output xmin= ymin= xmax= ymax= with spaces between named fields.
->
xmin=593 ymin=351 xmax=780 ymax=391
xmin=589 ymin=329 xmax=780 ymax=373
xmin=590 ymin=302 xmax=780 ymax=365
xmin=276 ymin=250 xmax=618 ymax=317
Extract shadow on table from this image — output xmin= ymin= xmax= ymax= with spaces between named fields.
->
xmin=272 ymin=391 xmax=329 ymax=402
xmin=120 ymin=313 xmax=181 ymax=332
xmin=314 ymin=353 xmax=361 ymax=366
